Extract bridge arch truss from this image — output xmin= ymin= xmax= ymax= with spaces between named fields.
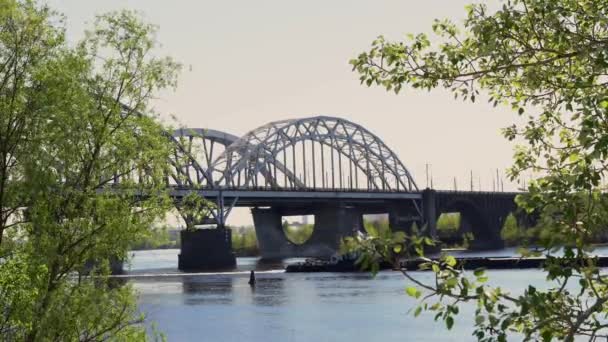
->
xmin=168 ymin=128 xmax=239 ymax=188
xmin=167 ymin=128 xmax=240 ymax=226
xmin=208 ymin=116 xmax=419 ymax=192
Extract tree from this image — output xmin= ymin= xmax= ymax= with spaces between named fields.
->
xmin=0 ymin=0 xmax=63 ymax=246
xmin=0 ymin=1 xmax=180 ymax=340
xmin=177 ymin=192 xmax=213 ymax=230
xmin=350 ymin=0 xmax=608 ymax=340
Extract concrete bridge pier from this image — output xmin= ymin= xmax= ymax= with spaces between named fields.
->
xmin=466 ymin=213 xmax=505 ymax=250
xmin=307 ymin=205 xmax=362 ymax=252
xmin=251 ymin=207 xmax=299 ymax=259
xmin=178 ymin=228 xmax=237 ymax=271
xmin=388 ymin=206 xmax=422 ymax=234
xmin=422 ymin=189 xmax=438 ymax=239
xmin=251 ymin=205 xmax=362 ymax=259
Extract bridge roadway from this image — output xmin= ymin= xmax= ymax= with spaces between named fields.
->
xmin=169 ymin=186 xmax=519 ymax=208
xmin=170 ymin=187 xmax=422 ymax=206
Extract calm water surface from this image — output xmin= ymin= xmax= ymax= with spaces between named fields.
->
xmin=129 ymin=247 xmax=608 ymax=341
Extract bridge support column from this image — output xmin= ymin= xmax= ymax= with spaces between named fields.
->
xmin=389 ymin=213 xmax=413 ymax=233
xmin=251 ymin=207 xmax=296 ymax=259
xmin=252 ymin=206 xmax=362 ymax=259
xmin=422 ymin=189 xmax=437 ymax=238
xmin=389 ymin=204 xmax=422 ymax=234
xmin=308 ymin=206 xmax=361 ymax=254
xmin=468 ymin=214 xmax=505 ymax=251
xmin=178 ymin=228 xmax=236 ymax=271
xmin=421 ymin=189 xmax=442 ymax=253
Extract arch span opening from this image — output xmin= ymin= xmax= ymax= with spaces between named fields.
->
xmin=281 ymin=215 xmax=314 ymax=245
xmin=362 ymin=213 xmax=391 ymax=237
xmin=437 ymin=200 xmax=491 ymax=249
xmin=437 ymin=212 xmax=465 ymax=247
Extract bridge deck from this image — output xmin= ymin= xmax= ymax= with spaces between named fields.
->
xmin=169 ymin=188 xmax=422 ymax=206
xmin=167 ymin=187 xmax=522 ymax=206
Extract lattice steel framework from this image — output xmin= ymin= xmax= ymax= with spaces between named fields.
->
xmin=167 ymin=128 xmax=240 ymax=226
xmin=168 ymin=128 xmax=239 ymax=187
xmin=207 ymin=116 xmax=418 ymax=192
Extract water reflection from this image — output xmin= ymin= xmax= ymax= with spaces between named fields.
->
xmin=305 ymin=273 xmax=406 ymax=303
xmin=237 ymin=257 xmax=307 ymax=272
xmin=250 ymin=277 xmax=286 ymax=307
xmin=178 ymin=272 xmax=289 ymax=307
xmin=181 ymin=275 xmax=234 ymax=306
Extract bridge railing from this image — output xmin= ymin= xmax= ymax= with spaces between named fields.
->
xmin=167 ymin=184 xmax=421 ymax=193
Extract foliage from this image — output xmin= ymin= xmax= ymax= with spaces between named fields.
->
xmin=0 ymin=1 xmax=179 ymax=340
xmin=436 ymin=213 xmax=472 ymax=249
xmin=177 ymin=192 xmax=214 ymax=230
xmin=351 ymin=0 xmax=608 ymax=340
xmin=500 ymin=213 xmax=522 ymax=246
xmin=437 ymin=213 xmax=461 ymax=233
xmin=131 ymin=226 xmax=179 ymax=250
xmin=282 ymin=221 xmax=314 ymax=245
xmin=341 ymin=224 xmax=435 ymax=277
xmin=231 ymin=227 xmax=259 ymax=256
xmin=171 ymin=130 xmax=216 ymax=230
xmin=0 ymin=0 xmax=64 ymax=246
xmin=363 ymin=218 xmax=392 ymax=238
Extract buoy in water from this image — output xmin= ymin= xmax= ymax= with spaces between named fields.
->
xmin=248 ymin=270 xmax=256 ymax=286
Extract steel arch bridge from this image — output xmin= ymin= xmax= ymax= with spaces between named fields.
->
xmin=155 ymin=115 xmax=524 ymax=262
xmin=168 ymin=116 xmax=418 ymax=193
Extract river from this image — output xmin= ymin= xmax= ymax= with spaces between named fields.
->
xmin=128 ymin=247 xmax=608 ymax=341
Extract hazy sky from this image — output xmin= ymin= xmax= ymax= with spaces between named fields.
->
xmin=47 ymin=0 xmax=521 ymax=225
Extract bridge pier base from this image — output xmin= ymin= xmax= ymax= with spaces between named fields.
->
xmin=178 ymin=228 xmax=236 ymax=271
xmin=422 ymin=189 xmax=441 ymax=254
xmin=252 ymin=207 xmax=300 ymax=259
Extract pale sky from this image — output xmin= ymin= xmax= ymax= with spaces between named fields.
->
xmin=47 ymin=0 xmax=523 ymax=226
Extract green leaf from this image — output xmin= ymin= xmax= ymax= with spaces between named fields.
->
xmin=406 ymin=286 xmax=418 ymax=298
xmin=445 ymin=255 xmax=457 ymax=267
xmin=446 ymin=316 xmax=454 ymax=330
xmin=393 ymin=244 xmax=403 ymax=253
xmin=473 ymin=268 xmax=485 ymax=277
xmin=446 ymin=277 xmax=458 ymax=287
